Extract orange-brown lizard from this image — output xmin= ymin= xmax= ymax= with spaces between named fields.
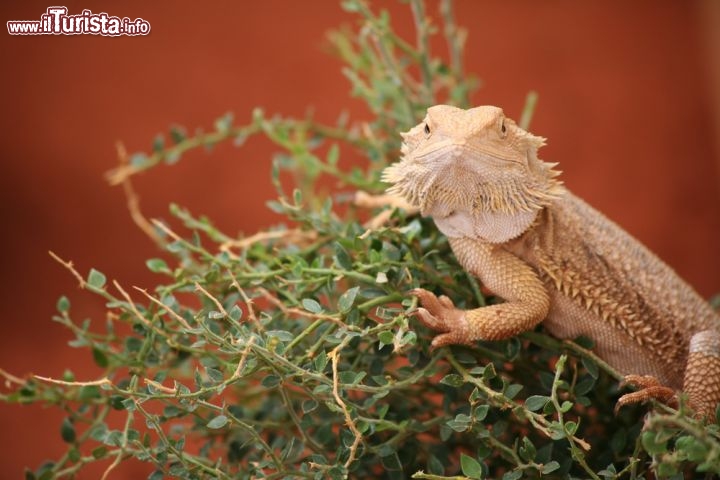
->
xmin=382 ymin=105 xmax=720 ymax=417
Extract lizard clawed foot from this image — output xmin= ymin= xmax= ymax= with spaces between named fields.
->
xmin=410 ymin=288 xmax=472 ymax=349
xmin=615 ymin=374 xmax=678 ymax=414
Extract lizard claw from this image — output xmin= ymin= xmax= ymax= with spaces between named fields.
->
xmin=410 ymin=288 xmax=471 ymax=347
xmin=438 ymin=295 xmax=455 ymax=309
xmin=615 ymin=375 xmax=678 ymax=414
xmin=413 ymin=307 xmax=446 ymax=332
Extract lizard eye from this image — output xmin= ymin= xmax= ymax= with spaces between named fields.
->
xmin=500 ymin=119 xmax=507 ymax=136
xmin=424 ymin=123 xmax=431 ymax=135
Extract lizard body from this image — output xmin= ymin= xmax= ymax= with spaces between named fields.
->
xmin=382 ymin=105 xmax=720 ymax=416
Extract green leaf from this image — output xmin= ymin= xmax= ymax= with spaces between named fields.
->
xmin=130 ymin=153 xmax=148 ymax=168
xmin=460 ymin=453 xmax=483 ymax=479
xmin=542 ymin=461 xmax=560 ymax=474
xmin=314 ymin=354 xmax=327 ymax=372
xmin=565 ymin=420 xmax=578 ymax=435
xmin=266 ymin=330 xmax=295 ymax=342
xmin=87 ymin=268 xmax=107 ymax=289
xmin=165 ymin=150 xmax=181 ymax=164
xmin=60 ymin=418 xmax=76 ymax=443
xmin=302 ymin=399 xmax=318 ymax=414
xmin=525 ymin=395 xmax=549 ymax=412
xmin=439 ymin=374 xmax=464 ymax=387
xmin=214 ymin=112 xmax=234 ymax=133
xmin=67 ymin=447 xmax=81 ymax=463
xmin=91 ymin=446 xmax=107 ymax=459
xmin=447 ymin=414 xmax=472 ymax=432
xmin=675 ymin=435 xmax=708 ymax=462
xmin=473 ymin=405 xmax=489 ymax=421
xmin=145 ymin=258 xmax=169 ymax=273
xmin=326 ymin=143 xmax=340 ymax=166
xmin=378 ymin=331 xmax=394 ymax=346
xmin=504 ymin=383 xmax=523 ymax=399
xmin=428 ymin=455 xmax=445 ymax=475
xmin=207 ymin=415 xmax=229 ymax=429
xmin=205 ymin=367 xmax=224 ymax=383
xmin=581 ymin=356 xmax=599 ymax=379
xmin=92 ymin=348 xmax=109 ymax=368
xmin=163 ymin=405 xmax=183 ymax=418
xmin=77 ymin=385 xmax=101 ymax=401
xmin=152 ymin=134 xmax=164 ymax=153
xmin=229 ymin=304 xmax=243 ymax=322
xmin=333 ymin=242 xmax=353 ymax=270
xmin=103 ymin=430 xmax=124 ymax=447
xmin=148 ymin=471 xmax=164 ymax=480
xmin=262 ymin=375 xmax=281 ymax=388
xmin=380 ymin=451 xmax=402 ymax=471
xmin=575 ymin=375 xmax=596 ymax=396
xmin=56 ymin=296 xmax=70 ymax=313
xmin=169 ymin=125 xmax=186 ymax=144
xmin=338 ymin=287 xmax=359 ymax=313
xmin=302 ymin=298 xmax=322 ymax=313
xmin=519 ymin=437 xmax=536 ymax=462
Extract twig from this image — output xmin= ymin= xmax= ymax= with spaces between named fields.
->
xmin=519 ymin=91 xmax=539 ymax=131
xmin=195 ymin=282 xmax=229 ymax=318
xmin=220 ymin=228 xmax=318 ymax=253
xmin=257 ymin=288 xmax=344 ymax=325
xmin=133 ymin=286 xmax=193 ymax=330
xmin=226 ymin=270 xmax=262 ymax=329
xmin=232 ymin=337 xmax=256 ymax=378
xmin=151 ymin=219 xmax=182 ymax=243
xmin=0 ymin=367 xmax=25 ymax=386
xmin=328 ymin=346 xmax=363 ymax=468
xmin=34 ymin=376 xmax=112 ymax=387
xmin=144 ymin=378 xmax=178 ymax=394
xmin=113 ymin=280 xmax=154 ymax=329
xmin=410 ymin=0 xmax=434 ymax=104
xmin=116 ymin=142 xmax=165 ymax=248
xmin=48 ymin=251 xmax=87 ymax=288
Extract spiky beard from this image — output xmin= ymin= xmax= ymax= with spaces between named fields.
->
xmin=382 ymin=145 xmax=564 ymax=216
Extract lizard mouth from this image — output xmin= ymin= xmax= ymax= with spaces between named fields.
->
xmin=410 ymin=140 xmax=525 ymax=167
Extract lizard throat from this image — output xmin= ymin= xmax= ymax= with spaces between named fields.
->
xmin=383 ymin=158 xmax=565 ymax=217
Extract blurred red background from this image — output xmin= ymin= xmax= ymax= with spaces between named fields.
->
xmin=1 ymin=1 xmax=719 ymax=478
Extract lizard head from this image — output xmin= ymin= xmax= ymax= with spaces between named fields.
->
xmin=382 ymin=105 xmax=564 ymax=242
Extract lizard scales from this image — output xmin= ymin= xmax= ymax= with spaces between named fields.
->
xmin=382 ymin=105 xmax=720 ymax=416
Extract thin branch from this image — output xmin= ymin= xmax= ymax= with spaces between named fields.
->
xmin=226 ymin=270 xmax=262 ymax=329
xmin=328 ymin=346 xmax=363 ymax=468
xmin=133 ymin=286 xmax=193 ymax=330
xmin=410 ymin=0 xmax=434 ymax=104
xmin=34 ymin=376 xmax=112 ymax=387
xmin=195 ymin=282 xmax=229 ymax=318
xmin=257 ymin=288 xmax=344 ymax=325
xmin=232 ymin=337 xmax=256 ymax=378
xmin=116 ymin=141 xmax=165 ymax=248
xmin=48 ymin=251 xmax=87 ymax=288
xmin=113 ymin=280 xmax=154 ymax=329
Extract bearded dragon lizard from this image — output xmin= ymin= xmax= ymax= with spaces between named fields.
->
xmin=381 ymin=105 xmax=720 ymax=417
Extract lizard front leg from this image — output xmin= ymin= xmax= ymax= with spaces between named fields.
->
xmin=413 ymin=237 xmax=550 ymax=348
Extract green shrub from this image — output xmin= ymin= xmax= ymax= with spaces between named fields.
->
xmin=4 ymin=1 xmax=719 ymax=479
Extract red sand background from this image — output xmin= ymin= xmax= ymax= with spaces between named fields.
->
xmin=1 ymin=1 xmax=719 ymax=478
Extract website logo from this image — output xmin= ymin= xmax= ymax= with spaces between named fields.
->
xmin=7 ymin=6 xmax=151 ymax=36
